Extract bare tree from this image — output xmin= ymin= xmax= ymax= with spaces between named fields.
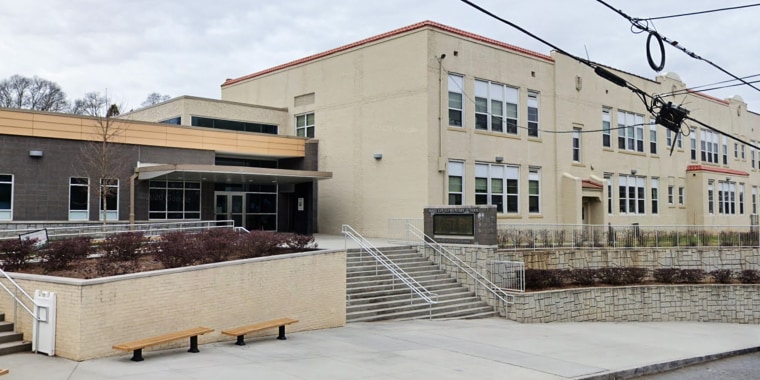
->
xmin=76 ymin=92 xmax=131 ymax=229
xmin=0 ymin=74 xmax=69 ymax=112
xmin=141 ymin=92 xmax=171 ymax=107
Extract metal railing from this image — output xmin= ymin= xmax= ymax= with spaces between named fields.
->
xmin=342 ymin=224 xmax=438 ymax=318
xmin=404 ymin=224 xmax=515 ymax=311
xmin=0 ymin=220 xmax=235 ymax=241
xmin=0 ymin=267 xmax=40 ymax=350
xmin=490 ymin=261 xmax=525 ymax=292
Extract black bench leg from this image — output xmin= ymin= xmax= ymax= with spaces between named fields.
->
xmin=188 ymin=336 xmax=200 ymax=353
xmin=131 ymin=349 xmax=144 ymax=362
xmin=277 ymin=325 xmax=287 ymax=340
xmin=235 ymin=335 xmax=246 ymax=346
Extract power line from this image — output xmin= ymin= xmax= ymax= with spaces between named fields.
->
xmin=641 ymin=4 xmax=760 ymax=21
xmin=667 ymin=78 xmax=760 ymax=98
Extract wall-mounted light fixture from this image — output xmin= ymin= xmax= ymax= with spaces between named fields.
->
xmin=630 ymin=169 xmax=637 ymax=175
xmin=373 ymin=153 xmax=383 ymax=160
xmin=495 ymin=156 xmax=504 ymax=163
xmin=29 ymin=150 xmax=43 ymax=158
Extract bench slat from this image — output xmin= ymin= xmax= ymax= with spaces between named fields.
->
xmin=113 ymin=327 xmax=214 ymax=351
xmin=0 ymin=369 xmax=8 ymax=376
xmin=222 ymin=318 xmax=298 ymax=337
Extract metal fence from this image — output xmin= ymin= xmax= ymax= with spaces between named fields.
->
xmin=0 ymin=220 xmax=235 ymax=241
xmin=489 ymin=261 xmax=525 ymax=292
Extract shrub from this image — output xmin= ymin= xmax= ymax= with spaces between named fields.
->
xmin=653 ymin=268 xmax=680 ymax=284
xmin=40 ymin=237 xmax=91 ymax=272
xmin=597 ymin=267 xmax=627 ymax=285
xmin=621 ymin=267 xmax=648 ymax=284
xmin=100 ymin=232 xmax=145 ymax=263
xmin=709 ymin=269 xmax=733 ymax=284
xmin=525 ymin=269 xmax=566 ymax=290
xmin=283 ymin=234 xmax=317 ymax=250
xmin=198 ymin=228 xmax=240 ymax=263
xmin=151 ymin=232 xmax=201 ymax=268
xmin=679 ymin=269 xmax=706 ymax=283
xmin=566 ymin=268 xmax=597 ymax=286
xmin=0 ymin=238 xmax=38 ymax=271
xmin=240 ymin=231 xmax=286 ymax=258
xmin=737 ymin=269 xmax=760 ymax=284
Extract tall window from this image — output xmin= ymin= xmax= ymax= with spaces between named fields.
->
xmin=735 ymin=143 xmax=739 ymax=158
xmin=690 ymin=132 xmax=697 ymax=160
xmin=677 ymin=133 xmax=682 ymax=149
xmin=651 ymin=178 xmax=659 ymax=214
xmin=448 ymin=161 xmax=464 ymax=205
xmin=708 ymin=181 xmax=714 ymax=214
xmin=740 ymin=183 xmax=745 ymax=214
xmin=742 ymin=145 xmax=746 ymax=159
xmin=69 ymin=177 xmax=89 ymax=221
xmin=666 ymin=129 xmax=673 ymax=148
xmin=295 ymin=113 xmax=315 ymax=138
xmin=723 ymin=136 xmax=728 ymax=165
xmin=572 ymin=128 xmax=581 ymax=162
xmin=753 ymin=186 xmax=758 ymax=214
xmin=700 ymin=130 xmax=719 ymax=164
xmin=718 ymin=181 xmax=736 ymax=214
xmin=678 ymin=186 xmax=685 ymax=206
xmin=528 ymin=168 xmax=541 ymax=213
xmin=649 ymin=123 xmax=657 ymax=154
xmin=606 ymin=174 xmax=613 ymax=214
xmin=602 ymin=108 xmax=611 ymax=147
xmin=617 ymin=111 xmax=644 ymax=152
xmin=448 ymin=74 xmax=464 ymax=127
xmin=149 ymin=180 xmax=201 ymax=219
xmin=475 ymin=163 xmax=518 ymax=213
xmin=474 ymin=80 xmax=517 ymax=134
xmin=619 ymin=175 xmax=645 ymax=214
xmin=527 ymin=91 xmax=539 ymax=137
xmin=100 ymin=178 xmax=119 ymax=221
xmin=668 ymin=185 xmax=674 ymax=205
xmin=0 ymin=174 xmax=13 ymax=221
xmin=753 ymin=148 xmax=756 ymax=169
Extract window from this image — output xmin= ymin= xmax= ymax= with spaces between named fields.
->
xmin=667 ymin=185 xmax=674 ymax=205
xmin=677 ymin=133 xmax=682 ymax=149
xmin=742 ymin=145 xmax=746 ymax=159
xmin=527 ymin=91 xmax=539 ymax=137
xmin=740 ymin=183 xmax=745 ymax=214
xmin=735 ymin=143 xmax=739 ymax=158
xmin=708 ymin=181 xmax=714 ymax=214
xmin=606 ymin=174 xmax=613 ymax=214
xmin=651 ymin=178 xmax=659 ymax=214
xmin=295 ymin=113 xmax=315 ymax=138
xmin=160 ymin=117 xmax=181 ymax=125
xmin=678 ymin=186 xmax=685 ymax=206
xmin=700 ymin=130 xmax=719 ymax=164
xmin=191 ymin=117 xmax=277 ymax=134
xmin=723 ymin=136 xmax=728 ymax=165
xmin=602 ymin=108 xmax=611 ymax=147
xmin=718 ymin=181 xmax=736 ymax=214
xmin=617 ymin=111 xmax=644 ymax=152
xmin=475 ymin=163 xmax=518 ymax=213
xmin=619 ymin=175 xmax=645 ymax=214
xmin=149 ymin=180 xmax=201 ymax=219
xmin=690 ymin=131 xmax=697 ymax=160
xmin=753 ymin=186 xmax=758 ymax=214
xmin=572 ymin=128 xmax=581 ymax=162
xmin=649 ymin=123 xmax=657 ymax=154
xmin=666 ymin=129 xmax=673 ymax=148
xmin=448 ymin=161 xmax=464 ymax=205
xmin=448 ymin=74 xmax=464 ymax=127
xmin=69 ymin=177 xmax=89 ymax=221
xmin=529 ymin=168 xmax=540 ymax=213
xmin=753 ymin=148 xmax=756 ymax=169
xmin=474 ymin=80 xmax=518 ymax=134
xmin=99 ymin=178 xmax=118 ymax=221
xmin=0 ymin=174 xmax=13 ymax=221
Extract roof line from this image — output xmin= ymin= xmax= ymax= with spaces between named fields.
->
xmin=221 ymin=20 xmax=554 ymax=87
xmin=686 ymin=164 xmax=748 ymax=177
xmin=686 ymin=89 xmax=730 ymax=105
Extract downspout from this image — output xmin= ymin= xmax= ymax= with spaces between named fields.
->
xmin=129 ymin=172 xmax=137 ymax=228
xmin=438 ymin=53 xmax=447 ymax=201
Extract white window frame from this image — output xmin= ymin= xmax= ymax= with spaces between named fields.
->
xmin=602 ymin=108 xmax=611 ymax=147
xmin=527 ymin=91 xmax=539 ymax=137
xmin=718 ymin=181 xmax=736 ymax=214
xmin=690 ymin=131 xmax=697 ymax=161
xmin=474 ymin=79 xmax=518 ymax=134
xmin=605 ymin=174 xmax=613 ymax=215
xmin=649 ymin=123 xmax=657 ymax=154
xmin=295 ymin=112 xmax=315 ymax=138
xmin=0 ymin=174 xmax=13 ymax=221
xmin=617 ymin=111 xmax=644 ymax=153
xmin=651 ymin=178 xmax=659 ymax=214
xmin=708 ymin=180 xmax=715 ymax=214
xmin=619 ymin=175 xmax=646 ymax=214
xmin=740 ymin=183 xmax=745 ymax=215
xmin=99 ymin=178 xmax=119 ymax=221
xmin=69 ymin=177 xmax=89 ymax=221
xmin=475 ymin=163 xmax=519 ymax=213
xmin=528 ymin=168 xmax=541 ymax=213
xmin=700 ymin=129 xmax=719 ymax=164
xmin=678 ymin=186 xmax=685 ymax=206
xmin=667 ymin=185 xmax=674 ymax=205
xmin=447 ymin=161 xmax=464 ymax=205
xmin=723 ymin=136 xmax=728 ymax=165
xmin=448 ymin=74 xmax=464 ymax=127
xmin=572 ymin=128 xmax=581 ymax=162
xmin=753 ymin=186 xmax=758 ymax=215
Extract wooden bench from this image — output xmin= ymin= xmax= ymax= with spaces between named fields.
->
xmin=113 ymin=326 xmax=214 ymax=362
xmin=222 ymin=318 xmax=298 ymax=346
xmin=0 ymin=369 xmax=8 ymax=376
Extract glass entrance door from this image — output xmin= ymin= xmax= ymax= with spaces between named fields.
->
xmin=215 ymin=192 xmax=244 ymax=228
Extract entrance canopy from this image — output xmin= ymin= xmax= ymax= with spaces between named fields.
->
xmin=136 ymin=164 xmax=332 ymax=184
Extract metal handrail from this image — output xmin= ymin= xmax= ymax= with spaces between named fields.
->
xmin=405 ymin=223 xmax=515 ymax=308
xmin=342 ymin=224 xmax=438 ymax=309
xmin=0 ymin=267 xmax=37 ymax=319
xmin=0 ymin=220 xmax=235 ymax=241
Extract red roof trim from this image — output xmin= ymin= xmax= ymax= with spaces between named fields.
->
xmin=222 ymin=21 xmax=554 ymax=87
xmin=686 ymin=89 xmax=729 ymax=105
xmin=582 ymin=179 xmax=603 ymax=189
xmin=686 ymin=165 xmax=748 ymax=177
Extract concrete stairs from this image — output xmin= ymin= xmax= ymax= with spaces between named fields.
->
xmin=0 ymin=312 xmax=31 ymax=356
xmin=346 ymin=246 xmax=496 ymax=322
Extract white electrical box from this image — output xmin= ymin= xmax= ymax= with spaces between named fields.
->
xmin=33 ymin=290 xmax=57 ymax=356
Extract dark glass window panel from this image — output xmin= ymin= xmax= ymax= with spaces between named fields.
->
xmin=448 ymin=110 xmax=462 ymax=127
xmin=0 ymin=175 xmax=12 ymax=182
xmin=167 ymin=189 xmax=184 ymax=211
xmin=168 ymin=212 xmax=184 ymax=219
xmin=70 ymin=186 xmax=88 ymax=211
xmin=491 ymin=116 xmax=503 ymax=132
xmin=448 ymin=194 xmax=462 ymax=205
xmin=149 ymin=180 xmax=166 ymax=188
xmin=191 ymin=116 xmax=278 ymax=135
xmin=185 ymin=190 xmax=200 ymax=212
xmin=71 ymin=177 xmax=88 ymax=185
xmin=529 ymin=197 xmax=539 ymax=213
xmin=246 ymin=193 xmax=277 ymax=213
xmin=528 ymin=122 xmax=538 ymax=137
xmin=185 ymin=182 xmax=201 ymax=189
xmin=603 ymin=134 xmax=611 ymax=147
xmin=506 ymin=195 xmax=518 ymax=213
xmin=246 ymin=214 xmax=277 ymax=231
xmin=474 ymin=97 xmax=487 ymax=113
xmin=149 ymin=189 xmax=166 ymax=211
xmin=185 ymin=213 xmax=200 ymax=219
xmin=0 ymin=183 xmax=10 ymax=209
xmin=160 ymin=117 xmax=181 ymax=125
xmin=475 ymin=114 xmax=488 ymax=130
xmin=149 ymin=212 xmax=166 ymax=219
xmin=492 ymin=195 xmax=503 ymax=213
xmin=475 ymin=194 xmax=487 ymax=205
xmin=101 ymin=192 xmax=118 ymax=211
xmin=168 ymin=181 xmax=184 ymax=189
xmin=506 ymin=119 xmax=517 ymax=134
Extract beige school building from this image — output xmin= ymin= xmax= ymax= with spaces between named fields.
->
xmin=3 ymin=20 xmax=758 ymax=237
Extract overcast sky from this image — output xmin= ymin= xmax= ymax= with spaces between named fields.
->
xmin=1 ymin=0 xmax=758 ymax=113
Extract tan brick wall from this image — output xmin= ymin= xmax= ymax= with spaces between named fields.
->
xmin=0 ymin=250 xmax=346 ymax=360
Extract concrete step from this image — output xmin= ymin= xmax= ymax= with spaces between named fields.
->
xmin=347 ymin=271 xmax=450 ymax=286
xmin=347 ymin=278 xmax=459 ymax=296
xmin=347 ymin=290 xmax=478 ymax=312
xmin=347 ymin=262 xmax=439 ymax=276
xmin=0 ymin=322 xmax=12 ymax=333
xmin=347 ymin=299 xmax=494 ymax=322
xmin=0 ymin=340 xmax=32 ymax=356
xmin=0 ymin=331 xmax=24 ymax=345
xmin=347 ymin=255 xmax=427 ymax=267
xmin=347 ymin=286 xmax=470 ymax=305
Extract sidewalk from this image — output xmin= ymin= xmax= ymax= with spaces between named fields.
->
xmin=4 ymin=318 xmax=760 ymax=379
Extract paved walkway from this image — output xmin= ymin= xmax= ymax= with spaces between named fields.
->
xmin=3 ymin=319 xmax=760 ymax=379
